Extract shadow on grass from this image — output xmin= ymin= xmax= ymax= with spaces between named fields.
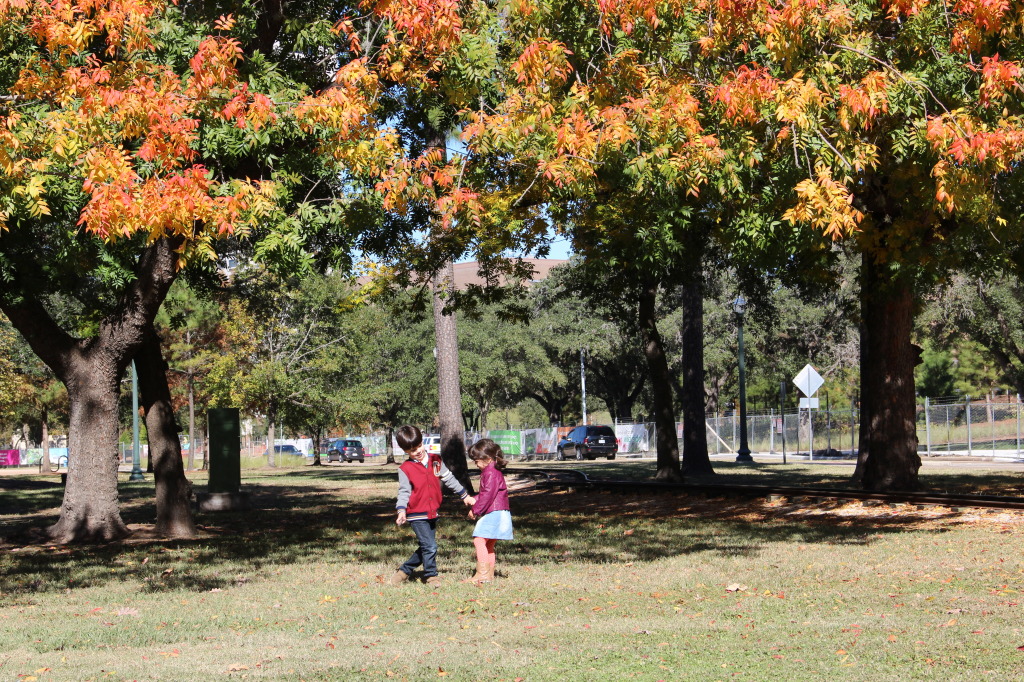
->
xmin=542 ymin=459 xmax=1024 ymax=496
xmin=0 ymin=469 xmax=976 ymax=603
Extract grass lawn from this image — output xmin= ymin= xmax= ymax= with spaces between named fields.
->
xmin=1 ymin=463 xmax=1023 ymax=681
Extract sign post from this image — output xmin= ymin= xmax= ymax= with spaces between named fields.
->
xmin=793 ymin=365 xmax=824 ymax=460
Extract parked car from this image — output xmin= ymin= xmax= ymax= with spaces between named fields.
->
xmin=423 ymin=435 xmax=441 ymax=456
xmin=557 ymin=425 xmax=618 ymax=460
xmin=263 ymin=444 xmax=304 ymax=458
xmin=327 ymin=439 xmax=365 ymax=463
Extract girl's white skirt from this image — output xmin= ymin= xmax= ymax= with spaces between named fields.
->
xmin=473 ymin=510 xmax=513 ymax=540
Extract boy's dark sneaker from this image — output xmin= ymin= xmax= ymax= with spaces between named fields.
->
xmin=389 ymin=570 xmax=410 ymax=586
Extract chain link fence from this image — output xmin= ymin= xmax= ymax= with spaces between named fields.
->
xmin=6 ymin=396 xmax=1023 ymax=470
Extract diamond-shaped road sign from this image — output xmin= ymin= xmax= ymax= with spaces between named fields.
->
xmin=793 ymin=364 xmax=824 ymax=398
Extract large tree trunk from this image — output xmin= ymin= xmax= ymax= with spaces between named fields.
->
xmin=680 ymin=273 xmax=713 ymax=476
xmin=1 ymin=237 xmax=183 ymax=543
xmin=46 ymin=353 xmax=129 ymax=542
xmin=853 ymin=253 xmax=922 ymax=491
xmin=384 ymin=425 xmax=396 ymax=464
xmin=638 ymin=279 xmax=682 ymax=482
xmin=135 ymin=331 xmax=196 ymax=538
xmin=433 ymin=260 xmax=473 ymax=492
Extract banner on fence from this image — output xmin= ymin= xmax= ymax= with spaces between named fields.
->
xmin=523 ymin=428 xmax=559 ymax=455
xmin=486 ymin=430 xmax=523 ymax=456
xmin=615 ymin=424 xmax=650 ymax=453
xmin=0 ymin=449 xmax=19 ymax=466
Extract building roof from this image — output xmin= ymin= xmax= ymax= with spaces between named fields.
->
xmin=448 ymin=258 xmax=567 ymax=289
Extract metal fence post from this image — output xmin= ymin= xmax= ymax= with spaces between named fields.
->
xmin=780 ymin=382 xmax=787 ymax=464
xmin=851 ymin=402 xmax=855 ymax=457
xmin=990 ymin=392 xmax=996 ymax=456
xmin=924 ymin=396 xmax=931 ymax=457
xmin=1017 ymin=394 xmax=1022 ymax=457
xmin=715 ymin=411 xmax=721 ymax=455
xmin=769 ymin=408 xmax=775 ymax=453
xmin=966 ymin=395 xmax=972 ymax=457
xmin=825 ymin=392 xmax=831 ymax=454
xmin=797 ymin=407 xmax=802 ymax=458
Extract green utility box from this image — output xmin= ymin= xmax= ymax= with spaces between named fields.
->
xmin=207 ymin=408 xmax=241 ymax=493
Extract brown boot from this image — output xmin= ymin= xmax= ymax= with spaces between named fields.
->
xmin=425 ymin=575 xmax=442 ymax=586
xmin=389 ymin=570 xmax=410 ymax=586
xmin=462 ymin=561 xmax=487 ymax=584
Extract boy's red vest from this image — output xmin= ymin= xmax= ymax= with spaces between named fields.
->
xmin=400 ymin=453 xmax=443 ymax=519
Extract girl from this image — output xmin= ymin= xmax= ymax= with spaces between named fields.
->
xmin=464 ymin=438 xmax=513 ymax=584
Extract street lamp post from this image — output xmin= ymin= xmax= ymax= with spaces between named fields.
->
xmin=580 ymin=348 xmax=588 ymax=425
xmin=733 ymin=296 xmax=754 ymax=463
xmin=129 ymin=360 xmax=145 ymax=481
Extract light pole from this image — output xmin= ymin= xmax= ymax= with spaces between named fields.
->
xmin=733 ymin=296 xmax=753 ymax=463
xmin=129 ymin=360 xmax=145 ymax=481
xmin=580 ymin=348 xmax=588 ymax=425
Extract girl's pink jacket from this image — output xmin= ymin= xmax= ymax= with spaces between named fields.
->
xmin=471 ymin=464 xmax=510 ymax=516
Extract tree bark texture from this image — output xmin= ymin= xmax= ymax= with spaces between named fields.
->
xmin=679 ymin=273 xmax=714 ymax=476
xmin=432 ymin=261 xmax=473 ymax=493
xmin=135 ymin=332 xmax=197 ymax=538
xmin=0 ymin=236 xmax=183 ymax=543
xmin=50 ymin=355 xmax=129 ymax=542
xmin=854 ymin=253 xmax=922 ymax=491
xmin=638 ymin=280 xmax=682 ymax=482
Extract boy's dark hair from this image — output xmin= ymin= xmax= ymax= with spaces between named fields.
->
xmin=395 ymin=425 xmax=423 ymax=451
xmin=468 ymin=438 xmax=507 ymax=470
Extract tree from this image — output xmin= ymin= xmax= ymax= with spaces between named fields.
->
xmin=155 ymin=280 xmax=223 ymax=470
xmin=458 ymin=303 xmax=554 ymax=430
xmin=0 ymin=315 xmax=67 ymax=464
xmin=345 ymin=297 xmax=438 ymax=462
xmin=921 ymin=271 xmax=1024 ymax=395
xmin=0 ymin=0 xmax=376 ymax=540
xmin=701 ymin=2 xmax=1024 ymax=490
xmin=205 ymin=269 xmax=354 ymax=463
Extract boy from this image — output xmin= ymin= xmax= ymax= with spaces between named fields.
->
xmin=391 ymin=425 xmax=475 ymax=586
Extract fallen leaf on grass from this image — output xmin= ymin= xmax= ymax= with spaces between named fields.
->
xmin=225 ymin=664 xmax=249 ymax=672
xmin=725 ymin=584 xmax=748 ymax=593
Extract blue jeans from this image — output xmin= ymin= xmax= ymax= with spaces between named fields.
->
xmin=400 ymin=518 xmax=438 ymax=577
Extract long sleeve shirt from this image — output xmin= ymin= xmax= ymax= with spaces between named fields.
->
xmin=396 ymin=454 xmax=468 ymax=520
xmin=471 ymin=463 xmax=510 ymax=517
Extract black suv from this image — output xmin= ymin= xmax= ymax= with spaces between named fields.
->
xmin=557 ymin=425 xmax=618 ymax=460
xmin=327 ymin=439 xmax=365 ymax=463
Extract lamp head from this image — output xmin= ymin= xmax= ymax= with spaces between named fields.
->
xmin=732 ymin=295 xmax=747 ymax=315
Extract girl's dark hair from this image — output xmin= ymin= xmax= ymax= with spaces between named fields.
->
xmin=468 ymin=438 xmax=507 ymax=470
